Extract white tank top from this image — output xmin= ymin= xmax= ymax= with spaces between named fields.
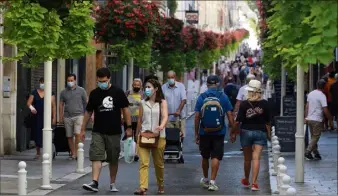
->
xmin=141 ymin=100 xmax=166 ymax=138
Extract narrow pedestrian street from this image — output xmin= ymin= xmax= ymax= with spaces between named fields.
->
xmin=47 ymin=117 xmax=271 ymax=195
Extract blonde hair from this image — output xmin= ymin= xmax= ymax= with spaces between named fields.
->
xmin=247 ymin=91 xmax=262 ymax=101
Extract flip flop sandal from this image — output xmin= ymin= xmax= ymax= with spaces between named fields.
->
xmin=134 ymin=188 xmax=147 ymax=195
xmin=68 ymin=156 xmax=76 ymax=160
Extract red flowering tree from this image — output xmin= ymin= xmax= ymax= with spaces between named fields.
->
xmin=152 ymin=17 xmax=187 ymax=76
xmin=94 ymin=0 xmax=161 ymax=70
xmin=95 ymin=0 xmax=160 ymax=43
xmin=181 ymin=26 xmax=205 ymax=71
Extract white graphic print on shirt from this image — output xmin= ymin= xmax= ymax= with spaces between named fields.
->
xmin=100 ymin=96 xmax=114 ymax=112
xmin=246 ymin=106 xmax=263 ymax=118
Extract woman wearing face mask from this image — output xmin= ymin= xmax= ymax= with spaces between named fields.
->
xmin=26 ymin=77 xmax=57 ymax=160
xmin=122 ymin=78 xmax=144 ymax=161
xmin=134 ymin=79 xmax=168 ymax=195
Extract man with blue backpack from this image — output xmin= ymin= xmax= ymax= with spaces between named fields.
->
xmin=194 ymin=75 xmax=236 ymax=191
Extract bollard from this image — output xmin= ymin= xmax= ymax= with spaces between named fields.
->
xmin=18 ymin=161 xmax=27 ymax=195
xmin=272 ymin=136 xmax=278 ymax=143
xmin=280 ymin=175 xmax=291 ymax=195
xmin=276 ymin=157 xmax=285 ymax=189
xmin=286 ymin=187 xmax=297 ymax=195
xmin=271 ymin=139 xmax=279 ymax=162
xmin=76 ymin=143 xmax=84 ymax=173
xmin=40 ymin=153 xmax=52 ymax=190
xmin=277 ymin=165 xmax=287 ymax=191
xmin=272 ymin=145 xmax=281 ymax=176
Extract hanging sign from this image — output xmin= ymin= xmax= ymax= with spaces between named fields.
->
xmin=185 ymin=10 xmax=199 ymax=24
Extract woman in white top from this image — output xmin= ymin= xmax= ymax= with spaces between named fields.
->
xmin=134 ymin=79 xmax=168 ymax=195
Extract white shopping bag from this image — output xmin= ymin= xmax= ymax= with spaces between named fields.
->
xmin=123 ymin=137 xmax=136 ymax=163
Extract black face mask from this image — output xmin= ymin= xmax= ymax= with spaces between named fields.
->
xmin=133 ymin=87 xmax=141 ymax=92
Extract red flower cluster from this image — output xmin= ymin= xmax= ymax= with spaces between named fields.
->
xmin=95 ymin=0 xmax=160 ymax=43
xmin=203 ymin=31 xmax=219 ymax=50
xmin=152 ymin=17 xmax=184 ymax=51
xmin=181 ymin=26 xmax=205 ymax=51
xmin=232 ymin=29 xmax=249 ymax=42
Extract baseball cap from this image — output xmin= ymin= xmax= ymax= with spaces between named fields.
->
xmin=245 ymin=79 xmax=262 ymax=92
xmin=207 ymin=75 xmax=220 ymax=84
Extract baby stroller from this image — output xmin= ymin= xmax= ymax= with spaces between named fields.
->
xmin=164 ymin=127 xmax=184 ymax=163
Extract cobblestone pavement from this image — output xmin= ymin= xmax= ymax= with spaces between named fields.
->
xmin=269 ymin=131 xmax=338 ymax=195
xmin=48 ymin=117 xmax=271 ymax=195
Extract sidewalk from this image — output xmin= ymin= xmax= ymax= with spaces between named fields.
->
xmin=271 ymin=131 xmax=337 ymax=195
xmin=0 ymin=131 xmax=95 ymax=195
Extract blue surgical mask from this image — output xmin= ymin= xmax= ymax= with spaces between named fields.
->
xmin=144 ymin=88 xmax=153 ymax=97
xmin=168 ymin=79 xmax=175 ymax=85
xmin=98 ymin=81 xmax=109 ymax=90
xmin=67 ymin=82 xmax=74 ymax=88
xmin=40 ymin=84 xmax=44 ymax=90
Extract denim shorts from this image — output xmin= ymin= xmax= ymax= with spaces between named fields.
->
xmin=240 ymin=129 xmax=267 ymax=148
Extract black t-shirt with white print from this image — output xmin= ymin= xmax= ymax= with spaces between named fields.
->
xmin=86 ymin=85 xmax=129 ymax=135
xmin=236 ymin=100 xmax=270 ymax=132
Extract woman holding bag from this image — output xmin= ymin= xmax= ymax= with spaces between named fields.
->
xmin=134 ymin=79 xmax=168 ymax=195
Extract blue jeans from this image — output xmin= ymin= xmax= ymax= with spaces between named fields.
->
xmin=240 ymin=129 xmax=267 ymax=148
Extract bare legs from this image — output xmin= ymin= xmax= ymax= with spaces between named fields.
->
xmin=92 ymin=161 xmax=102 ymax=181
xmin=242 ymin=144 xmax=264 ymax=184
xmin=201 ymin=158 xmax=220 ymax=181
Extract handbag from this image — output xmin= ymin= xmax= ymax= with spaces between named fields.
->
xmin=139 ymin=103 xmax=161 ymax=148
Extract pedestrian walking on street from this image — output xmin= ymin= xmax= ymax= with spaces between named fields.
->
xmin=26 ymin=77 xmax=56 ymax=160
xmin=330 ymin=76 xmax=338 ymax=131
xmin=59 ymin=73 xmax=87 ymax=160
xmin=80 ymin=67 xmax=132 ymax=192
xmin=235 ymin=79 xmax=271 ymax=191
xmin=305 ymin=79 xmax=334 ymax=160
xmin=134 ymin=79 xmax=168 ymax=195
xmin=194 ymin=75 xmax=236 ymax=191
xmin=122 ymin=78 xmax=144 ymax=161
xmin=162 ymin=71 xmax=187 ymax=141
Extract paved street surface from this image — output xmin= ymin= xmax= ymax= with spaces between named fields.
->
xmin=48 ymin=117 xmax=271 ymax=195
xmin=0 ymin=137 xmax=92 ymax=195
xmin=283 ymin=131 xmax=338 ymax=195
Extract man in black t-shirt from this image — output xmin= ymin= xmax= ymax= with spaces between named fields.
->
xmin=80 ymin=67 xmax=132 ymax=193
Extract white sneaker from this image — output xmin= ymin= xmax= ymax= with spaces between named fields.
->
xmin=200 ymin=178 xmax=209 ymax=189
xmin=119 ymin=152 xmax=124 ymax=159
xmin=110 ymin=183 xmax=119 ymax=192
xmin=208 ymin=183 xmax=219 ymax=191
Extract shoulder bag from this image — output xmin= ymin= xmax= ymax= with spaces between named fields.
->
xmin=139 ymin=102 xmax=161 ymax=148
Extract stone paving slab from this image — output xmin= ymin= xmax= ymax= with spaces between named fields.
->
xmin=0 ymin=136 xmax=94 ymax=195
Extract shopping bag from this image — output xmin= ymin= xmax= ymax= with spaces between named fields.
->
xmin=123 ymin=137 xmax=136 ymax=163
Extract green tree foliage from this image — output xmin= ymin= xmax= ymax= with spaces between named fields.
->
xmin=167 ymin=0 xmax=178 ymax=17
xmin=1 ymin=0 xmax=95 ymax=67
xmin=264 ymin=0 xmax=338 ymax=71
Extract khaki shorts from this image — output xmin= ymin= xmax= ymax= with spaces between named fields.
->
xmin=89 ymin=132 xmax=121 ymax=164
xmin=64 ymin=115 xmax=84 ymax=138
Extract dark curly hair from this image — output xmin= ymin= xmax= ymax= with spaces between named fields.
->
xmin=145 ymin=79 xmax=165 ymax=103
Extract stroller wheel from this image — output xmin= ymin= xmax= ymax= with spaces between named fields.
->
xmin=178 ymin=155 xmax=184 ymax=164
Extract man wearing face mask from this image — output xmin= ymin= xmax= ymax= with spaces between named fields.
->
xmin=80 ymin=67 xmax=132 ymax=193
xmin=59 ymin=73 xmax=87 ymax=160
xmin=162 ymin=71 xmax=187 ymax=141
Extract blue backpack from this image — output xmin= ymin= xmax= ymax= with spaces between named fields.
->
xmin=200 ymin=92 xmax=225 ymax=132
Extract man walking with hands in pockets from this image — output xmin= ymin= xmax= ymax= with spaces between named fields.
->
xmin=79 ymin=67 xmax=132 ymax=192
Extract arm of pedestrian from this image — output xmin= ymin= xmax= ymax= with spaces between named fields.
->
xmin=159 ymin=100 xmax=168 ymax=130
xmin=27 ymin=94 xmax=37 ymax=114
xmin=323 ymin=107 xmax=333 ymax=128
xmin=194 ymin=112 xmax=200 ymax=144
xmin=136 ymin=105 xmax=143 ymax=138
xmin=304 ymin=102 xmax=309 ymax=123
xmin=52 ymin=95 xmax=57 ymax=125
xmin=176 ymin=99 xmax=187 ymax=117
xmin=82 ymin=89 xmax=88 ymax=105
xmin=122 ymin=107 xmax=132 ymax=137
xmin=59 ymin=101 xmax=64 ymax=123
